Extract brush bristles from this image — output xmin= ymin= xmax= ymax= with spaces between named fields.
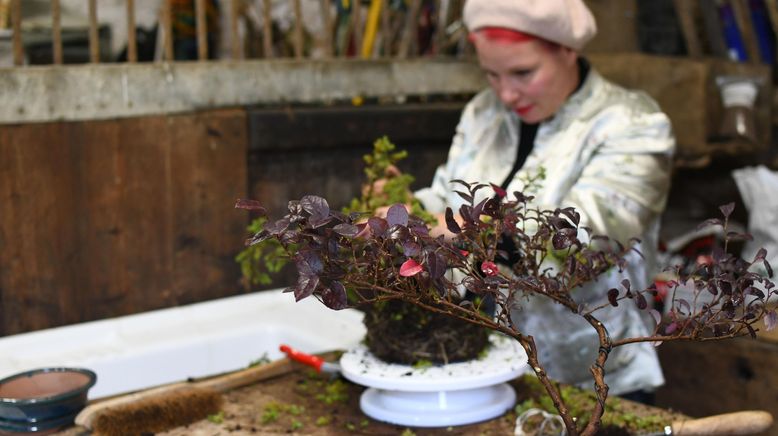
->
xmin=89 ymin=386 xmax=224 ymax=436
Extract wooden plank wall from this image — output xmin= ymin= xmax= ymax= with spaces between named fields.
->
xmin=655 ymin=338 xmax=778 ymax=436
xmin=0 ymin=109 xmax=248 ymax=336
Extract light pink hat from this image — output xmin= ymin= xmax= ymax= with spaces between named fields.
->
xmin=463 ymin=0 xmax=597 ymax=51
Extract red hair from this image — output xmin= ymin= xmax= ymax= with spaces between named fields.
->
xmin=468 ymin=27 xmax=536 ymax=44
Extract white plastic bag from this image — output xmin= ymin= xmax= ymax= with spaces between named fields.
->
xmin=732 ymin=165 xmax=778 ymax=278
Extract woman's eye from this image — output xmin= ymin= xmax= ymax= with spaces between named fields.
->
xmin=512 ymin=69 xmax=532 ymax=78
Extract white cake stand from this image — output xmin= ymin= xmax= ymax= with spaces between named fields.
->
xmin=339 ymin=334 xmax=528 ymax=427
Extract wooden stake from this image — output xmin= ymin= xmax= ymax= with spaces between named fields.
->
xmin=162 ymin=0 xmax=174 ymax=60
xmin=52 ymin=0 xmax=63 ymax=64
xmin=11 ymin=0 xmax=21 ymax=65
xmin=195 ymin=0 xmax=208 ymax=60
xmin=352 ymin=0 xmax=363 ymax=57
xmin=262 ymin=0 xmax=273 ymax=58
xmin=320 ymin=0 xmax=333 ymax=58
xmin=127 ymin=0 xmax=137 ymax=62
xmin=231 ymin=0 xmax=242 ymax=59
xmin=292 ymin=0 xmax=303 ymax=58
xmin=88 ymin=0 xmax=99 ymax=63
xmin=397 ymin=0 xmax=421 ymax=59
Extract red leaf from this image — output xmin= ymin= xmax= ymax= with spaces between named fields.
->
xmin=481 ymin=261 xmax=499 ymax=277
xmin=490 ymin=183 xmax=507 ymax=199
xmin=399 ymin=259 xmax=424 ymax=277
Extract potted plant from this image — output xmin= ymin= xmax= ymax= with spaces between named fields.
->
xmin=236 ymin=140 xmax=776 ymax=436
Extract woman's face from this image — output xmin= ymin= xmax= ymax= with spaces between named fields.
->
xmin=473 ymin=35 xmax=579 ymax=123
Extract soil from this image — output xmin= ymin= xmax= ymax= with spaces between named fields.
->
xmin=55 ymin=358 xmax=686 ymax=436
xmin=362 ymin=300 xmax=490 ymax=365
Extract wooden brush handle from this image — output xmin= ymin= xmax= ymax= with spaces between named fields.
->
xmin=75 ymin=357 xmax=294 ymax=429
xmin=672 ymin=410 xmax=773 ymax=435
xmin=197 ymin=357 xmax=294 ymax=392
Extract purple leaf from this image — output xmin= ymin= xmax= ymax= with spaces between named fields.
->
xmin=387 ymin=225 xmax=410 ymax=241
xmin=558 ymin=207 xmax=581 ymax=226
xmin=296 ymin=250 xmax=323 ymax=277
xmin=333 ymin=223 xmax=359 ymax=237
xmin=246 ymin=230 xmax=270 ymax=246
xmin=719 ymin=202 xmax=735 ymax=218
xmin=402 ymin=241 xmax=421 ymax=257
xmin=472 ymin=198 xmax=488 ymax=221
xmin=386 ymin=204 xmax=409 ymax=227
xmin=765 ymin=259 xmax=774 ymax=278
xmin=234 ymin=199 xmax=266 ymax=214
xmin=765 ymin=310 xmax=778 ymax=331
xmin=294 ymin=275 xmax=319 ymax=301
xmin=368 ymin=217 xmax=388 ymax=236
xmin=552 ymin=233 xmax=571 ymax=250
xmin=445 ymin=208 xmax=461 ymax=234
xmin=300 ymin=195 xmax=330 ymax=218
xmin=753 ymin=248 xmax=768 ymax=263
xmin=453 ymin=190 xmax=474 ymax=203
xmin=399 ymin=259 xmax=423 ymax=277
xmin=607 ymin=288 xmax=619 ymax=307
xmin=621 ymin=279 xmax=631 ymax=292
xmin=321 ymin=281 xmax=348 ymax=310
xmin=676 ymin=298 xmax=691 ymax=315
xmin=265 ymin=218 xmax=291 ymax=235
xmin=665 ymin=322 xmax=678 ymax=335
xmin=635 ymin=293 xmax=648 ymax=310
xmin=427 ymin=252 xmax=447 ymax=279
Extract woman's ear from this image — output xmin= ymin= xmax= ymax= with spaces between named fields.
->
xmin=558 ymin=46 xmax=579 ymax=67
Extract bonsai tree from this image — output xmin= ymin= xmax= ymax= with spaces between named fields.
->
xmin=236 ymin=171 xmax=776 ymax=436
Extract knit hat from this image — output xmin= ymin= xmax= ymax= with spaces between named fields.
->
xmin=463 ymin=0 xmax=597 ymax=51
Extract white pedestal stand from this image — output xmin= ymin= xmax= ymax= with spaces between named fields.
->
xmin=339 ymin=334 xmax=528 ymax=427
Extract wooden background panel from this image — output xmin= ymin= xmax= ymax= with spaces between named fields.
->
xmin=0 ymin=122 xmax=83 ymax=333
xmin=655 ymin=338 xmax=778 ymax=435
xmin=247 ymin=103 xmax=463 ymax=218
xmin=0 ymin=109 xmax=248 ymax=336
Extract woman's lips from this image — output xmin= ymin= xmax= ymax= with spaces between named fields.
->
xmin=515 ymin=105 xmax=533 ymax=116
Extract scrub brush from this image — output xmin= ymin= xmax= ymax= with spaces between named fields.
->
xmin=75 ymin=357 xmax=294 ymax=435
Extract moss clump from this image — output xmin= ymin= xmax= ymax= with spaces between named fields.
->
xmin=514 ymin=375 xmax=665 ymax=435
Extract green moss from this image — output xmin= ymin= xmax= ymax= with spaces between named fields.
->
xmin=514 ymin=375 xmax=665 ymax=433
xmin=290 ymin=420 xmax=304 ymax=431
xmin=411 ymin=359 xmax=433 ymax=369
xmin=315 ymin=415 xmax=332 ymax=426
xmin=206 ymin=410 xmax=224 ymax=424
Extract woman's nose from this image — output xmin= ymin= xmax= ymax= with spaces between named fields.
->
xmin=497 ymin=79 xmax=521 ymax=106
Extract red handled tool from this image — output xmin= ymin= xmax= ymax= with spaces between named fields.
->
xmin=279 ymin=344 xmax=342 ymax=375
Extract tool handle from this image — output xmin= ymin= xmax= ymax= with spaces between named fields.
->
xmin=672 ymin=410 xmax=773 ymax=435
xmin=197 ymin=357 xmax=294 ymax=392
xmin=279 ymin=344 xmax=324 ymax=372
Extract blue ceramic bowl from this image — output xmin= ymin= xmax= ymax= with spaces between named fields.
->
xmin=0 ymin=368 xmax=96 ymax=424
xmin=0 ymin=411 xmax=78 ymax=434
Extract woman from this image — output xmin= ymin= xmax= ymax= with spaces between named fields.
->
xmin=414 ymin=0 xmax=675 ymax=401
